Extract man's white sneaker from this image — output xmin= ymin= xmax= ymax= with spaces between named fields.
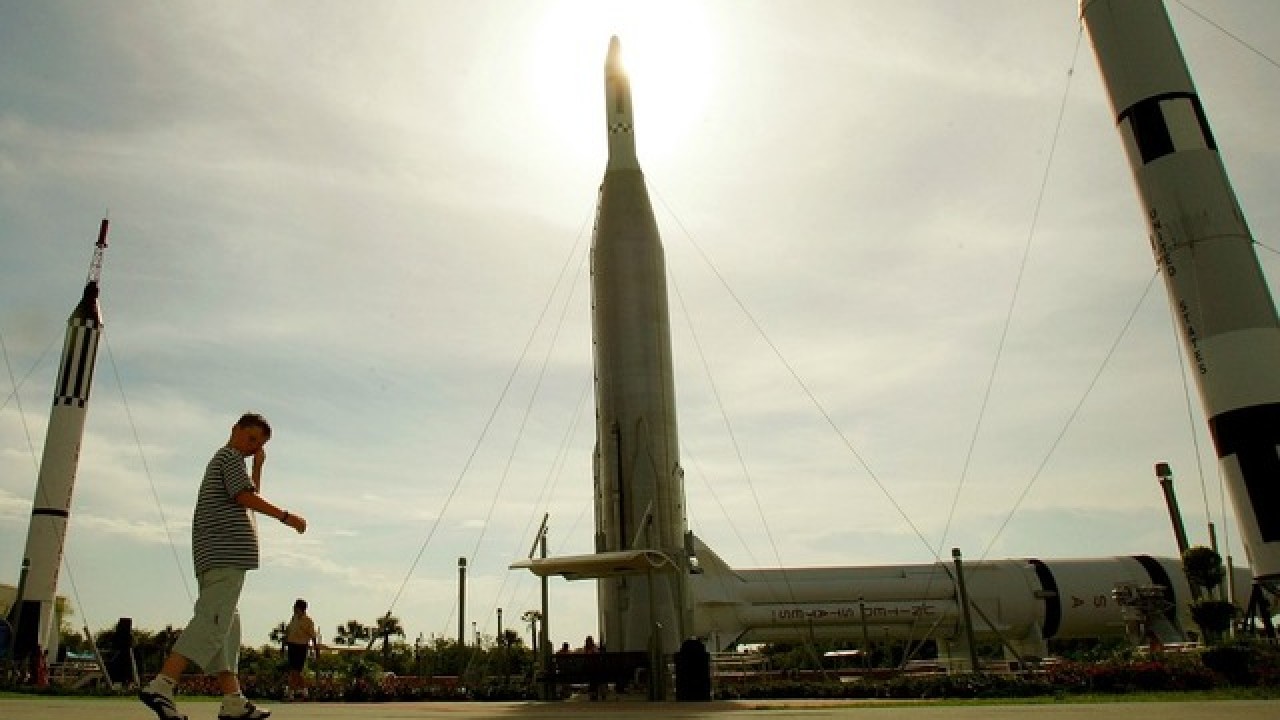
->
xmin=138 ymin=685 xmax=186 ymax=720
xmin=217 ymin=699 xmax=272 ymax=720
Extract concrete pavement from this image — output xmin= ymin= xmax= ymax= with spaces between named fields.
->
xmin=0 ymin=696 xmax=1277 ymax=720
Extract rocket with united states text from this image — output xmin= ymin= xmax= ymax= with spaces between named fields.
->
xmin=1082 ymin=0 xmax=1280 ymax=584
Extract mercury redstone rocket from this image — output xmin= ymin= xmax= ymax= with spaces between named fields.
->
xmin=589 ymin=36 xmax=691 ymax=656
xmin=9 ymin=219 xmax=109 ymax=663
xmin=1081 ymin=0 xmax=1280 ymax=584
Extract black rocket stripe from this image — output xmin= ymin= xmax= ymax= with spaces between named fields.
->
xmin=69 ymin=326 xmax=98 ymax=402
xmin=54 ymin=321 xmax=100 ymax=407
xmin=1209 ymin=403 xmax=1280 ymax=543
xmin=1119 ymin=92 xmax=1217 ymax=165
xmin=55 ymin=326 xmax=78 ymax=404
xmin=32 ymin=507 xmax=70 ymax=519
xmin=1027 ymin=559 xmax=1061 ymax=639
xmin=1133 ymin=555 xmax=1182 ymax=632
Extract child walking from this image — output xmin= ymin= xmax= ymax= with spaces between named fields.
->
xmin=139 ymin=413 xmax=307 ymax=720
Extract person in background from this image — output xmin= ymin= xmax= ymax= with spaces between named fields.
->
xmin=581 ymin=635 xmax=600 ymax=699
xmin=284 ymin=598 xmax=320 ymax=700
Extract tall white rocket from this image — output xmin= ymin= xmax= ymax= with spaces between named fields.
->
xmin=1082 ymin=1 xmax=1280 ymax=581
xmin=591 ymin=37 xmax=691 ymax=654
xmin=11 ymin=219 xmax=109 ymax=659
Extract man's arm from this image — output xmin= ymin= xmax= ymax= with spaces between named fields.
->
xmin=234 ymin=489 xmax=307 ymax=533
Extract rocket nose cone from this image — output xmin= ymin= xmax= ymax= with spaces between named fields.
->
xmin=606 ymin=36 xmax=623 ymax=72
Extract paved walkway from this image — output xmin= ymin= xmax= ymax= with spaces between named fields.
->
xmin=1 ymin=696 xmax=1276 ymax=720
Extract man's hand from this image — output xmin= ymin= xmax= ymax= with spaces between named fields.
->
xmin=284 ymin=512 xmax=308 ymax=534
xmin=251 ymin=448 xmax=267 ymax=489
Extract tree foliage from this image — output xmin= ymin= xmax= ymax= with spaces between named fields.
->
xmin=1181 ymin=545 xmax=1236 ymax=643
xmin=373 ymin=614 xmax=405 ymax=657
xmin=269 ymin=621 xmax=287 ymax=646
xmin=1182 ymin=546 xmax=1226 ymax=595
xmin=334 ymin=619 xmax=372 ymax=646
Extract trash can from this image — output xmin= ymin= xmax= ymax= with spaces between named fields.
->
xmin=674 ymin=637 xmax=711 ymax=701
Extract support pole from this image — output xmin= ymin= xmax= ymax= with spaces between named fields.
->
xmin=539 ymin=523 xmax=553 ymax=700
xmin=457 ymin=557 xmax=467 ymax=646
xmin=952 ymin=548 xmax=981 ymax=673
xmin=1156 ymin=463 xmax=1191 ymax=556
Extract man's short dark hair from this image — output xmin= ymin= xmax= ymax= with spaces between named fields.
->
xmin=237 ymin=412 xmax=272 ymax=440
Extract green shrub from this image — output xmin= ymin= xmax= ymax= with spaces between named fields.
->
xmin=1202 ymin=641 xmax=1280 ymax=687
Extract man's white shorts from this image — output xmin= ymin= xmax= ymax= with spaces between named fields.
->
xmin=172 ymin=567 xmax=246 ymax=674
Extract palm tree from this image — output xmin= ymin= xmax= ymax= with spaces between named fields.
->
xmin=373 ymin=614 xmax=405 ymax=657
xmin=269 ymin=621 xmax=288 ymax=647
xmin=335 ymin=619 xmax=371 ymax=646
xmin=500 ymin=629 xmax=523 ymax=649
xmin=520 ymin=610 xmax=542 ymax=654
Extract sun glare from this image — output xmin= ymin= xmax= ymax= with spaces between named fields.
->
xmin=530 ymin=1 xmax=718 ymax=168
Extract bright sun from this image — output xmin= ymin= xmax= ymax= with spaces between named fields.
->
xmin=530 ymin=0 xmax=718 ymax=168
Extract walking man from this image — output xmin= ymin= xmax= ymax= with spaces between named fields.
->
xmin=139 ymin=413 xmax=307 ymax=720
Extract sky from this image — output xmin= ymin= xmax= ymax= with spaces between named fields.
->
xmin=2 ymin=1 xmax=1279 ymax=654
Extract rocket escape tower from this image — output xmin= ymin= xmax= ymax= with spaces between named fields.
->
xmin=9 ymin=218 xmax=109 ymax=665
xmin=85 ymin=219 xmax=109 ymax=304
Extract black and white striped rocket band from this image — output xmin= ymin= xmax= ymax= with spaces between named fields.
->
xmin=1118 ymin=92 xmax=1217 ymax=166
xmin=54 ymin=318 xmax=101 ymax=408
xmin=1209 ymin=403 xmax=1280 ymax=543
